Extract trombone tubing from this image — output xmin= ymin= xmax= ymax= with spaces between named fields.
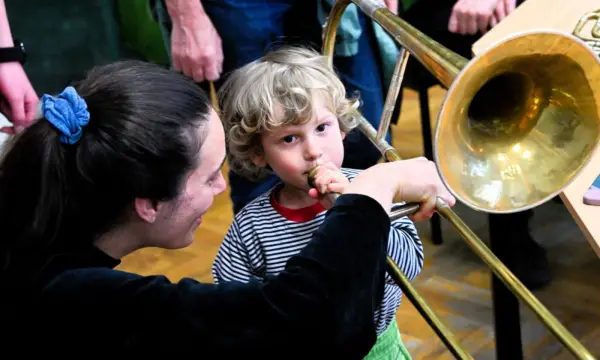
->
xmin=321 ymin=1 xmax=595 ymax=359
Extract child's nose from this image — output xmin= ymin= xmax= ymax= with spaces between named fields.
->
xmin=304 ymin=140 xmax=322 ymax=161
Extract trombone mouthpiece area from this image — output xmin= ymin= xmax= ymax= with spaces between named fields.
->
xmin=307 ymin=166 xmax=321 ymax=188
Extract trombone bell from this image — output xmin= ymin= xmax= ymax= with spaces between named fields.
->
xmin=320 ymin=1 xmax=600 ymax=359
xmin=436 ymin=30 xmax=600 ymax=213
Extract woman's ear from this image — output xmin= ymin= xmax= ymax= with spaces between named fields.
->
xmin=134 ymin=198 xmax=161 ymax=223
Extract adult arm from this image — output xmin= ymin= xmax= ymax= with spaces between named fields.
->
xmin=448 ymin=0 xmax=517 ymax=35
xmin=38 ymin=159 xmax=454 ymax=356
xmin=0 ymin=0 xmax=38 ymax=133
xmin=165 ymin=0 xmax=223 ymax=82
xmin=42 ymin=194 xmax=391 ymax=357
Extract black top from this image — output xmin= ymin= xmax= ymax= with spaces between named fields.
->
xmin=2 ymin=194 xmax=390 ymax=357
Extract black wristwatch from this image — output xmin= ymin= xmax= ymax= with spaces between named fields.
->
xmin=0 ymin=39 xmax=26 ymax=64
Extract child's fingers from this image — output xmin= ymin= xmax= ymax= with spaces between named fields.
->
xmin=312 ymin=163 xmax=348 ymax=195
xmin=314 ymin=172 xmax=333 ymax=193
xmin=318 ymin=162 xmax=338 ymax=171
xmin=313 ymin=179 xmax=329 ymax=194
xmin=308 ymin=188 xmax=320 ymax=199
xmin=327 ymin=169 xmax=347 ymax=182
xmin=327 ymin=183 xmax=346 ymax=194
xmin=324 ymin=177 xmax=339 ymax=194
xmin=316 ymin=173 xmax=347 ymax=194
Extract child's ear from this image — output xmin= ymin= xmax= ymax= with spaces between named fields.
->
xmin=340 ymin=131 xmax=346 ymax=140
xmin=251 ymin=152 xmax=267 ymax=168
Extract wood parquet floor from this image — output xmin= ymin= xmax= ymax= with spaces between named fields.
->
xmin=117 ymin=86 xmax=600 ymax=359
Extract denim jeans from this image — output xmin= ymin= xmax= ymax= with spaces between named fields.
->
xmin=154 ymin=0 xmax=388 ymax=213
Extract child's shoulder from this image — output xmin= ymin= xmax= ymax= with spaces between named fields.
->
xmin=340 ymin=167 xmax=363 ymax=180
xmin=233 ymin=188 xmax=278 ymax=223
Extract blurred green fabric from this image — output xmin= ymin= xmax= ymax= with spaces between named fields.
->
xmin=116 ymin=0 xmax=168 ymax=65
xmin=5 ymin=0 xmax=167 ymax=96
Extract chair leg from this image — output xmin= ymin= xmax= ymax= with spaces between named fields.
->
xmin=418 ymin=87 xmax=443 ymax=245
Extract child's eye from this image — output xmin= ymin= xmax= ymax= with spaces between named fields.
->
xmin=282 ymin=135 xmax=296 ymax=143
xmin=316 ymin=123 xmax=329 ymax=132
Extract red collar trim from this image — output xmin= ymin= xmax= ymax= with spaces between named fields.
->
xmin=270 ymin=187 xmax=325 ymax=223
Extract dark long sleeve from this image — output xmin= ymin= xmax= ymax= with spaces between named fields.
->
xmin=14 ymin=194 xmax=390 ymax=356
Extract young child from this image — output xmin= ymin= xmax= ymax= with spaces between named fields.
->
xmin=213 ymin=46 xmax=423 ymax=359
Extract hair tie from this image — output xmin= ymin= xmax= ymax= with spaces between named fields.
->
xmin=41 ymin=86 xmax=90 ymax=144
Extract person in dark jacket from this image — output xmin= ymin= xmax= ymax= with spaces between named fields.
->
xmin=0 ymin=60 xmax=454 ymax=356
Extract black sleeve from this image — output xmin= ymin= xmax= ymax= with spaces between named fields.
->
xmin=40 ymin=194 xmax=391 ymax=357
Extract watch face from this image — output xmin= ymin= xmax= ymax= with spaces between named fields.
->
xmin=12 ymin=38 xmax=25 ymax=64
xmin=14 ymin=38 xmax=24 ymax=53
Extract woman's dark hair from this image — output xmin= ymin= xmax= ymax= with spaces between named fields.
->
xmin=0 ymin=60 xmax=211 ymax=263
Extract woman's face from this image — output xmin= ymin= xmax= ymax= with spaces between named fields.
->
xmin=148 ymin=108 xmax=228 ymax=249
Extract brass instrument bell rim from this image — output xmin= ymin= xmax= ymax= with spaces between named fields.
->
xmin=433 ymin=29 xmax=600 ymax=214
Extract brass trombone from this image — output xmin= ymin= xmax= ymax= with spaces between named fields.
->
xmin=315 ymin=0 xmax=600 ymax=359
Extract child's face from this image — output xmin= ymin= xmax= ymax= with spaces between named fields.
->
xmin=255 ymin=94 xmax=346 ymax=192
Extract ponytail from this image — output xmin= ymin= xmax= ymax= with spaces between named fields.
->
xmin=0 ymin=60 xmax=211 ymax=272
xmin=0 ymin=84 xmax=89 ymax=251
xmin=0 ymin=119 xmax=72 ymax=273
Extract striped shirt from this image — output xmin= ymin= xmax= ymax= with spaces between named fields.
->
xmin=212 ymin=168 xmax=424 ymax=335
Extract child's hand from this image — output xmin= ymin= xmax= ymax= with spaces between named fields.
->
xmin=307 ymin=163 xmax=349 ymax=209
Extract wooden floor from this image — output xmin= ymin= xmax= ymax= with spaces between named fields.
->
xmin=117 ymin=86 xmax=600 ymax=359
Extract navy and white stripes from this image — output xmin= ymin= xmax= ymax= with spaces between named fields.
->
xmin=212 ymin=168 xmax=424 ymax=335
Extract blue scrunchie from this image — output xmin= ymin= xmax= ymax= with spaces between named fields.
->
xmin=41 ymin=86 xmax=90 ymax=145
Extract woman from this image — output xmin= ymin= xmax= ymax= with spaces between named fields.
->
xmin=0 ymin=60 xmax=454 ymax=356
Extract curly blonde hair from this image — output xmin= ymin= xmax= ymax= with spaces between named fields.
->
xmin=218 ymin=46 xmax=362 ymax=181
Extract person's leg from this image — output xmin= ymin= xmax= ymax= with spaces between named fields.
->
xmin=203 ymin=0 xmax=304 ymax=213
xmin=333 ymin=12 xmax=388 ymax=170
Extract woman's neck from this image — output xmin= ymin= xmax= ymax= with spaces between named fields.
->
xmin=277 ymin=183 xmax=317 ymax=209
xmin=93 ymin=224 xmax=143 ymax=260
